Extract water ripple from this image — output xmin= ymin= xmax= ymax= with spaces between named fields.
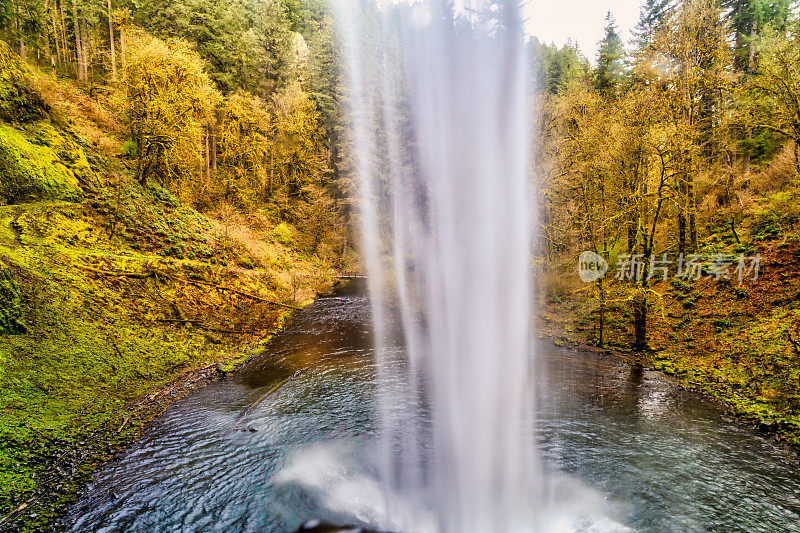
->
xmin=63 ymin=291 xmax=800 ymax=532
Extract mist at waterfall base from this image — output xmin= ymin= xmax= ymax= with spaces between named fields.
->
xmin=283 ymin=1 xmax=597 ymax=530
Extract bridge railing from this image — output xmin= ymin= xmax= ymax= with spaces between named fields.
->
xmin=334 ymin=270 xmax=367 ymax=279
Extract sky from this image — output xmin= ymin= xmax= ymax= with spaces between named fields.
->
xmin=523 ymin=0 xmax=645 ymax=62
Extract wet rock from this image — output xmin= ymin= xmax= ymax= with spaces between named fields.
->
xmin=295 ymin=520 xmax=395 ymax=533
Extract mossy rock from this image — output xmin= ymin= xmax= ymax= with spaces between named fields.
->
xmin=0 ymin=40 xmax=49 ymax=123
xmin=0 ymin=41 xmax=90 ymax=204
xmin=0 ymin=122 xmax=88 ymax=204
xmin=0 ymin=266 xmax=25 ymax=334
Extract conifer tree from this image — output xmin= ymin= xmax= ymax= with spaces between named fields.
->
xmin=634 ymin=0 xmax=673 ymax=47
xmin=724 ymin=0 xmax=791 ymax=72
xmin=595 ymin=12 xmax=625 ymax=96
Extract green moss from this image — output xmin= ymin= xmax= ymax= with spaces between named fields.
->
xmin=0 ymin=213 xmax=16 ymax=245
xmin=0 ymin=184 xmax=334 ymax=528
xmin=0 ymin=266 xmax=25 ymax=334
xmin=0 ymin=41 xmax=95 ymax=205
xmin=0 ymin=40 xmax=49 ymax=123
xmin=670 ymin=277 xmax=693 ymax=293
xmin=0 ymin=122 xmax=88 ymax=204
xmin=10 ymin=203 xmax=104 ymax=248
xmin=0 ymin=242 xmax=232 ymax=517
xmin=644 ymin=305 xmax=800 ymax=448
xmin=711 ymin=318 xmax=731 ymax=332
xmin=0 ymin=39 xmax=337 ymax=530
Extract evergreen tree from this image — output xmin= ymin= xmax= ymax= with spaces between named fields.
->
xmin=723 ymin=0 xmax=791 ymax=72
xmin=126 ymin=0 xmax=261 ymax=93
xmin=633 ymin=0 xmax=672 ymax=47
xmin=252 ymin=0 xmax=294 ymax=97
xmin=595 ymin=12 xmax=625 ymax=96
xmin=528 ymin=37 xmax=587 ymax=94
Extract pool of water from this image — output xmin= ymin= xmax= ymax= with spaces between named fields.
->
xmin=62 ymin=286 xmax=800 ymax=532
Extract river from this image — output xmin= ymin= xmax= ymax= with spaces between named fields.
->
xmin=62 ymin=285 xmax=800 ymax=532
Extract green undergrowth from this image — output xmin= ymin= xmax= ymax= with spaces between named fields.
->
xmin=0 ymin=266 xmax=24 ymax=335
xmin=0 ymin=40 xmax=48 ymax=124
xmin=649 ymin=303 xmax=800 ymax=447
xmin=0 ymin=35 xmax=340 ymax=531
xmin=546 ymin=219 xmax=800 ymax=450
xmin=0 ymin=189 xmax=333 ymax=530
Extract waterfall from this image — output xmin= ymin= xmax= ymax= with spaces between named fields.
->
xmin=335 ymin=1 xmax=536 ymax=530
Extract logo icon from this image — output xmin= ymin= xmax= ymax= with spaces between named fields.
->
xmin=578 ymin=251 xmax=608 ymax=282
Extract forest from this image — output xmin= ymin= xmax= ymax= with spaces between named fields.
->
xmin=0 ymin=0 xmax=352 ymax=528
xmin=535 ymin=0 xmax=800 ymax=450
xmin=3 ymin=0 xmax=800 ymax=529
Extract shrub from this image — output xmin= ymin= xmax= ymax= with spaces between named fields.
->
xmin=121 ymin=139 xmax=137 ymax=158
xmin=272 ymin=222 xmax=297 ymax=246
xmin=750 ymin=192 xmax=800 ymax=240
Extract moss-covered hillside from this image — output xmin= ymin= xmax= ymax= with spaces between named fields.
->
xmin=0 ymin=39 xmax=338 ymax=531
xmin=541 ymin=183 xmax=800 ymax=450
xmin=0 ymin=41 xmax=90 ymax=205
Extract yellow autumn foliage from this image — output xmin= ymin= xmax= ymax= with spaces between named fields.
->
xmin=121 ymin=30 xmax=220 ymax=193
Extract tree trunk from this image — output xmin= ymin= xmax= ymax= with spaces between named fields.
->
xmin=72 ymin=0 xmax=84 ymax=82
xmin=14 ymin=0 xmax=23 ymax=58
xmin=742 ymin=22 xmax=757 ymax=175
xmin=205 ymin=126 xmax=210 ymax=182
xmin=685 ymin=143 xmax=697 ymax=252
xmin=59 ymin=0 xmax=69 ymax=69
xmin=598 ymin=278 xmax=605 ymax=347
xmin=678 ymin=212 xmax=686 ymax=256
xmin=748 ymin=22 xmax=757 ymax=71
xmin=731 ymin=217 xmax=740 ymax=244
xmin=796 ymin=142 xmax=800 ymax=175
xmin=627 ymin=221 xmax=636 ymax=254
xmin=136 ymin=146 xmax=145 ymax=186
xmin=119 ymin=25 xmax=126 ymax=75
xmin=199 ymin=137 xmax=205 ymax=187
xmin=269 ymin=150 xmax=274 ymax=197
xmin=211 ymin=122 xmax=217 ymax=171
xmin=742 ymin=130 xmax=752 ymax=176
xmin=43 ymin=0 xmax=57 ymax=75
xmin=640 ymin=154 xmax=649 ymax=253
xmin=81 ymin=16 xmax=90 ymax=82
xmin=47 ymin=31 xmax=57 ymax=76
xmin=107 ymin=0 xmax=117 ymax=81
xmin=733 ymin=0 xmax=746 ymax=66
xmin=633 ymin=294 xmax=647 ymax=351
xmin=51 ymin=1 xmax=63 ymax=68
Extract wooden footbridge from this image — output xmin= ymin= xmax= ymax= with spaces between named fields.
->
xmin=334 ymin=270 xmax=368 ymax=280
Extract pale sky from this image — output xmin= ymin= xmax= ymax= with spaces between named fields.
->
xmin=523 ymin=0 xmax=645 ymax=63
